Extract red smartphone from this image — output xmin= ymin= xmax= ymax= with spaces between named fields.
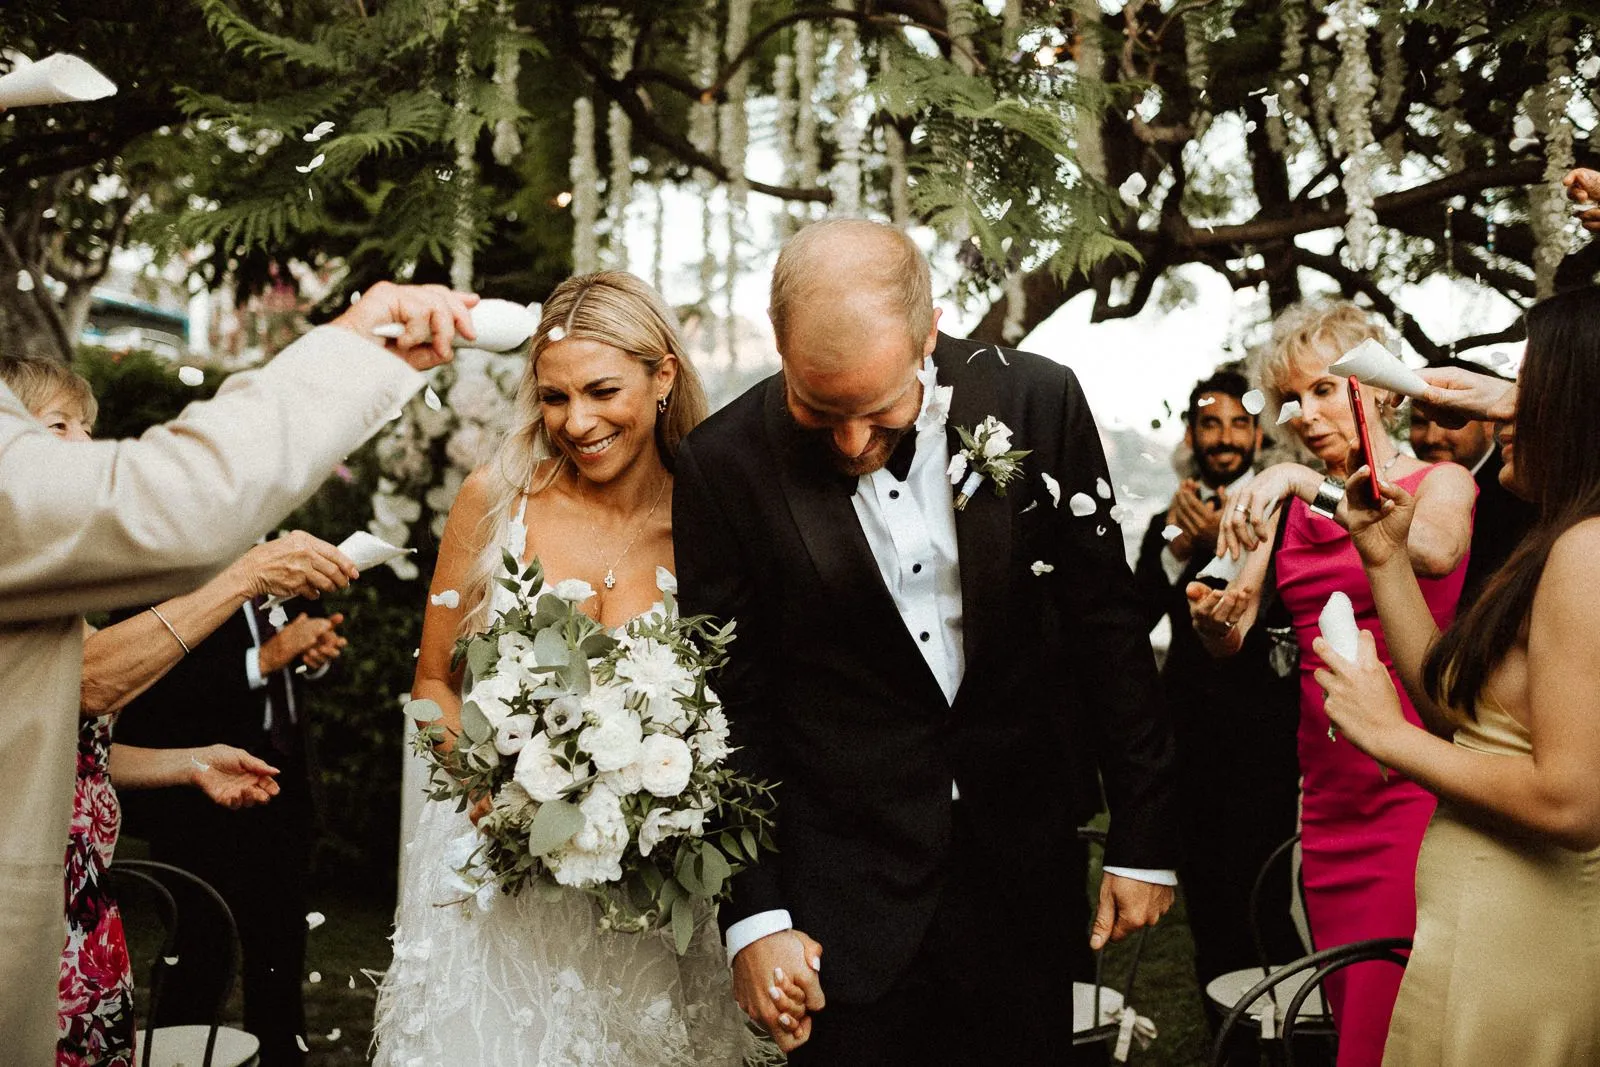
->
xmin=1346 ymin=376 xmax=1382 ymax=507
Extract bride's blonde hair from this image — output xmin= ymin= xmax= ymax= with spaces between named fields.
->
xmin=456 ymin=271 xmax=708 ymax=637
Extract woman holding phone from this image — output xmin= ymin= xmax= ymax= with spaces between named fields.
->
xmin=1189 ymin=300 xmax=1477 ymax=1066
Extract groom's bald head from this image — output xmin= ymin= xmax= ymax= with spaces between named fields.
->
xmin=769 ymin=218 xmax=935 ymax=369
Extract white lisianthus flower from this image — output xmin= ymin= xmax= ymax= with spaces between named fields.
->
xmin=655 ymin=566 xmax=678 ymax=595
xmin=577 ymin=705 xmax=644 ymax=772
xmin=638 ymin=734 xmax=694 ymax=798
xmin=513 ymin=733 xmax=584 ymax=802
xmin=494 ymin=713 xmax=537 ymax=756
xmin=692 ymin=705 xmax=731 ymax=765
xmin=638 ymin=804 xmax=711 ymax=857
xmin=551 ymin=578 xmax=596 ymax=603
xmin=543 ymin=695 xmax=584 ymax=736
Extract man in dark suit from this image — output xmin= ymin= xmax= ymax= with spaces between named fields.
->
xmin=674 ymin=219 xmax=1180 ymax=1065
xmin=1409 ymin=360 xmax=1535 ymax=606
xmin=114 ymin=589 xmax=345 ymax=1067
xmin=1131 ymin=369 xmax=1302 ymax=1024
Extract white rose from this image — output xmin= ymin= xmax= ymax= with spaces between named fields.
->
xmin=600 ymin=762 xmax=643 ymax=796
xmin=549 ymin=785 xmax=628 ymax=887
xmin=543 ymin=695 xmax=584 ymax=736
xmin=638 ymin=733 xmax=694 ymax=798
xmin=638 ymin=804 xmax=710 ymax=857
xmin=551 ymin=578 xmax=596 ymax=603
xmin=494 ymin=713 xmax=537 ymax=756
xmin=513 ymin=733 xmax=584 ymax=802
xmin=577 ymin=706 xmax=643 ymax=773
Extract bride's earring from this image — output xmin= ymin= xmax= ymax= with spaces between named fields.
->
xmin=657 ymin=393 xmax=669 ymax=415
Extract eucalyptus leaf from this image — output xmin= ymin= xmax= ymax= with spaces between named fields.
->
xmin=740 ymin=829 xmax=759 ymax=860
xmin=532 ymin=627 xmax=569 ymax=670
xmin=670 ymin=895 xmax=694 ymax=956
xmin=700 ymin=846 xmax=732 ymax=897
xmin=403 ymin=697 xmax=443 ymax=723
xmin=467 ymin=637 xmax=498 ymax=680
xmin=580 ymin=630 xmax=618 ymax=659
xmin=526 ymin=798 xmax=585 ymax=857
xmin=459 ymin=700 xmax=490 ymax=745
xmin=675 ymin=846 xmax=705 ymax=896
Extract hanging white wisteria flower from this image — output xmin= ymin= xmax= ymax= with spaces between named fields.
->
xmin=449 ymin=40 xmax=479 ymax=293
xmin=687 ymin=19 xmax=719 ymax=357
xmin=569 ymin=95 xmax=600 ymax=274
xmin=1073 ymin=0 xmax=1108 ymax=181
xmin=827 ymin=0 xmax=864 ymax=215
xmin=1330 ymin=0 xmax=1377 ymax=270
xmin=1529 ymin=26 xmax=1575 ymax=299
xmin=605 ymin=21 xmax=635 ymax=270
xmin=720 ymin=0 xmax=752 ymax=346
xmin=490 ymin=0 xmax=522 ymax=166
xmin=1436 ymin=59 xmax=1465 ymax=174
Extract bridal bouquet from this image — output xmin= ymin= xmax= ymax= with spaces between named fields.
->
xmin=408 ymin=554 xmax=777 ymax=953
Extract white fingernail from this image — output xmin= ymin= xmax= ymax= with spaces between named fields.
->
xmin=809 ymin=955 xmax=821 ymax=971
xmin=768 ymin=985 xmax=782 ymax=1002
xmin=779 ymin=1014 xmax=794 ymax=1028
xmin=773 ymin=966 xmax=785 ymax=982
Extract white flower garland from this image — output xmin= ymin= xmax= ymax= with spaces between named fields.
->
xmin=450 ymin=35 xmax=479 ymax=292
xmin=879 ymin=48 xmax=910 ymax=227
xmin=1330 ymin=0 xmax=1377 ymax=269
xmin=828 ymin=0 xmax=864 ymax=215
xmin=1530 ymin=26 xmax=1576 ymax=299
xmin=688 ymin=20 xmax=719 ymax=356
xmin=606 ymin=23 xmax=635 ymax=269
xmin=721 ymin=0 xmax=751 ymax=345
xmin=490 ymin=0 xmax=522 ymax=166
xmin=569 ymin=95 xmax=600 ymax=274
xmin=1074 ymin=0 xmax=1107 ymax=182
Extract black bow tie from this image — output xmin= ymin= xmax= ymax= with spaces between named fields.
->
xmin=885 ymin=429 xmax=917 ymax=481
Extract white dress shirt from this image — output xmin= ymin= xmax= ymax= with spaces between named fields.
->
xmin=726 ymin=362 xmax=1174 ymax=962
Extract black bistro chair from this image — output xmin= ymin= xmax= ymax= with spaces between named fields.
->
xmin=106 ymin=859 xmax=261 ymax=1067
xmin=1073 ymin=827 xmax=1155 ymax=1063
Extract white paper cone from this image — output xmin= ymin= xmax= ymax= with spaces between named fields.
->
xmin=1317 ymin=591 xmax=1360 ymax=663
xmin=337 ymin=530 xmax=413 ymax=571
xmin=0 ymin=54 xmax=117 ymax=108
xmin=1328 ymin=338 xmax=1429 ymax=398
xmin=370 ymin=298 xmax=538 ymax=353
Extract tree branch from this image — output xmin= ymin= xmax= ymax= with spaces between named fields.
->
xmin=1291 ymin=245 xmax=1442 ymax=361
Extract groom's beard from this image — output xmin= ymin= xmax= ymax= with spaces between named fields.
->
xmin=796 ymin=420 xmax=911 ymax=477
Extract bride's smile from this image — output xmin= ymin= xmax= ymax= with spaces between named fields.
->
xmin=535 ymin=335 xmax=673 ymax=482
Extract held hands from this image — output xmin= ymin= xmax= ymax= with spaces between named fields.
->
xmin=732 ymin=929 xmax=824 ymax=1053
xmin=189 ymin=744 xmax=280 ymax=809
xmin=330 ymin=280 xmax=479 ymax=371
xmin=230 ymin=531 xmax=359 ymax=602
xmin=1564 ymin=168 xmax=1600 ymax=233
xmin=1090 ymin=873 xmax=1174 ymax=951
xmin=1312 ymin=628 xmax=1407 ymax=762
xmin=260 ymin=612 xmax=346 ymax=675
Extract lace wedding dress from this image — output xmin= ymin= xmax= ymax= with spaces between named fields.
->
xmin=372 ymin=498 xmax=755 ymax=1067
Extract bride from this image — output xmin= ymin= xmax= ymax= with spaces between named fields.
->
xmin=373 ymin=271 xmax=752 ymax=1066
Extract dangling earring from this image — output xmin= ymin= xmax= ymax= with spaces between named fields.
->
xmin=657 ymin=393 xmax=669 ymax=414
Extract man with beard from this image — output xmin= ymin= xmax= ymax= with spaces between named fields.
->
xmin=1132 ymin=368 xmax=1303 ymax=1032
xmin=674 ymin=218 xmax=1180 ymax=1064
xmin=1408 ymin=359 xmax=1534 ymax=607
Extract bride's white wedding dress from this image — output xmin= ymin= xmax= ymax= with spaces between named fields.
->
xmin=372 ymin=498 xmax=753 ymax=1067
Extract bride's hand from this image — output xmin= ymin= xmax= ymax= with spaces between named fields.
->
xmin=1340 ymin=466 xmax=1415 ymax=569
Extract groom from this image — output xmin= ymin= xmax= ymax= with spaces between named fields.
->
xmin=674 ymin=219 xmax=1180 ymax=1064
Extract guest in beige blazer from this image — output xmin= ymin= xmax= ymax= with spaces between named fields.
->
xmin=0 ymin=281 xmax=476 ymax=1064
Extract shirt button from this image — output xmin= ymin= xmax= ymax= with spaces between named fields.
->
xmin=889 ymin=489 xmax=900 ymax=500
xmin=912 ymin=563 xmax=923 ymax=574
xmin=919 ymin=631 xmax=930 ymax=642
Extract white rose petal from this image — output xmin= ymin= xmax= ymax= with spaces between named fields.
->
xmin=1276 ymin=400 xmax=1302 ymax=425
xmin=303 ymin=121 xmax=335 ymax=142
xmin=430 ymin=589 xmax=461 ymax=609
xmin=1581 ymin=56 xmax=1600 ymax=80
xmin=423 ymin=386 xmax=442 ymax=411
xmin=547 ymin=325 xmax=567 ymax=342
xmin=1118 ymin=172 xmax=1147 ymax=206
xmin=1508 ymin=136 xmax=1538 ymax=153
xmin=1196 ymin=396 xmax=1216 ymax=408
xmin=552 ymin=578 xmax=595 ymax=603
xmin=306 ymin=911 xmax=326 ymax=930
xmin=296 ymin=1036 xmax=310 ymax=1053
xmin=16 ymin=270 xmax=34 ymax=292
xmin=327 ymin=1028 xmax=342 ymax=1042
xmin=1513 ymin=114 xmax=1535 ymax=140
xmin=1040 ymin=472 xmax=1061 ymax=508
xmin=268 ymin=605 xmax=289 ymax=628
xmin=1109 ymin=503 xmax=1133 ymax=524
xmin=295 ymin=152 xmax=326 ymax=174
xmin=654 ymin=566 xmax=677 ymax=595
xmin=1241 ymin=389 xmax=1266 ymax=415
xmin=1030 ymin=560 xmax=1055 ymax=576
xmin=1096 ymin=477 xmax=1112 ymax=499
xmin=1097 ymin=525 xmax=1107 ymax=536
xmin=638 ymin=733 xmax=694 ymax=798
xmin=1161 ymin=523 xmax=1184 ymax=542
xmin=946 ymin=452 xmax=969 ymax=485
xmin=309 ymin=971 xmax=322 ymax=983
xmin=1068 ymin=492 xmax=1096 ymax=518
xmin=177 ymin=366 xmax=204 ymax=387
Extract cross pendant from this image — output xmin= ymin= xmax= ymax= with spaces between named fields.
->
xmin=603 ymin=569 xmax=617 ymax=590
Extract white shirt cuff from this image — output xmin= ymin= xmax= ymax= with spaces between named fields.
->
xmin=244 ymin=648 xmax=268 ymax=690
xmin=1159 ymin=546 xmax=1186 ymax=585
xmin=724 ymin=909 xmax=793 ymax=965
xmin=1103 ymin=865 xmax=1178 ymax=887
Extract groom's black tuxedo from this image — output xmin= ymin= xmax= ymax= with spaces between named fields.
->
xmin=675 ymin=333 xmax=1180 ymax=1047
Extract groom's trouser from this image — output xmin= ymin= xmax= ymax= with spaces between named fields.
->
xmin=788 ymin=810 xmax=1090 ymax=1067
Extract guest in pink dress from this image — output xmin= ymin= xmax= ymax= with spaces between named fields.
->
xmin=1187 ymin=302 xmax=1477 ymax=1066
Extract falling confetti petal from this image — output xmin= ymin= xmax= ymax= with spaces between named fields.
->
xmin=1095 ymin=477 xmax=1112 ymax=499
xmin=348 ymin=975 xmax=357 ymax=989
xmin=1241 ymin=389 xmax=1266 ymax=415
xmin=1096 ymin=525 xmax=1107 ymax=536
xmin=327 ymin=1028 xmax=342 ymax=1042
xmin=294 ymin=153 xmax=326 ymax=174
xmin=1161 ymin=524 xmax=1183 ymax=542
xmin=1040 ymin=472 xmax=1061 ymax=508
xmin=1276 ymin=400 xmax=1302 ymax=425
xmin=413 ymin=647 xmax=420 ymax=659
xmin=303 ymin=121 xmax=335 ymax=142
xmin=1118 ymin=172 xmax=1147 ymax=207
xmin=16 ymin=270 xmax=34 ymax=292
xmin=296 ymin=1036 xmax=310 ymax=1053
xmin=1109 ymin=503 xmax=1133 ymax=524
xmin=163 ymin=955 xmax=179 ymax=966
xmin=178 ymin=366 xmax=204 ymax=387
xmin=423 ymin=386 xmax=442 ymax=411
xmin=294 ymin=664 xmax=308 ymax=675
xmin=548 ymin=325 xmax=567 ymax=342
xmin=1196 ymin=396 xmax=1216 ymax=407
xmin=1513 ymin=114 xmax=1536 ymax=140
xmin=190 ymin=756 xmax=211 ymax=772
xmin=1263 ymin=94 xmax=1281 ymax=117
xmin=1030 ymin=560 xmax=1055 ymax=576
xmin=1140 ymin=451 xmax=1158 ymax=464
xmin=305 ymin=911 xmax=326 ymax=930
xmin=1119 ymin=485 xmax=1145 ymax=501
xmin=1069 ymin=492 xmax=1096 ymax=517
xmin=1508 ymin=136 xmax=1538 ymax=152
xmin=308 ymin=971 xmax=322 ymax=983
xmin=430 ymin=589 xmax=461 ymax=609
xmin=268 ymin=605 xmax=289 ymax=628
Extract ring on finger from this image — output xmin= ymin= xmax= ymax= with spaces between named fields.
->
xmin=1234 ymin=504 xmax=1248 ymax=513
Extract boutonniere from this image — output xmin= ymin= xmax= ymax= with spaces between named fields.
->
xmin=947 ymin=416 xmax=1031 ymax=510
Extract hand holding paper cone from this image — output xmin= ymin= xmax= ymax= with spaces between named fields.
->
xmin=1329 ymin=338 xmax=1429 ymax=398
xmin=1317 ymin=591 xmax=1360 ymax=664
xmin=371 ymin=297 xmax=538 ymax=353
xmin=259 ymin=531 xmax=412 ymax=614
xmin=0 ymin=53 xmax=117 ymax=109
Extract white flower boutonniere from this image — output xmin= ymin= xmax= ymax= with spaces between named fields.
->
xmin=948 ymin=416 xmax=1032 ymax=511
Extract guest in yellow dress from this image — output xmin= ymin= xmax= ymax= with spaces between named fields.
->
xmin=1313 ymin=284 xmax=1600 ymax=1065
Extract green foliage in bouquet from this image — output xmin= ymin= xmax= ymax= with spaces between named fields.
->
xmin=408 ymin=553 xmax=775 ymax=955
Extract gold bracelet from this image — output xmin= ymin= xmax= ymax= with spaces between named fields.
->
xmin=147 ymin=606 xmax=191 ymax=655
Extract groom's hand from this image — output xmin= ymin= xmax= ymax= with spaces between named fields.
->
xmin=732 ymin=929 xmax=824 ymax=1052
xmin=1090 ymin=874 xmax=1175 ymax=951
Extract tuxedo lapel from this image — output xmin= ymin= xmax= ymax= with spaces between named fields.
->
xmin=939 ymin=343 xmax=1014 ymax=682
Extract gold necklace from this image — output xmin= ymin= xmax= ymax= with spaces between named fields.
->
xmin=578 ymin=474 xmax=669 ymax=590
